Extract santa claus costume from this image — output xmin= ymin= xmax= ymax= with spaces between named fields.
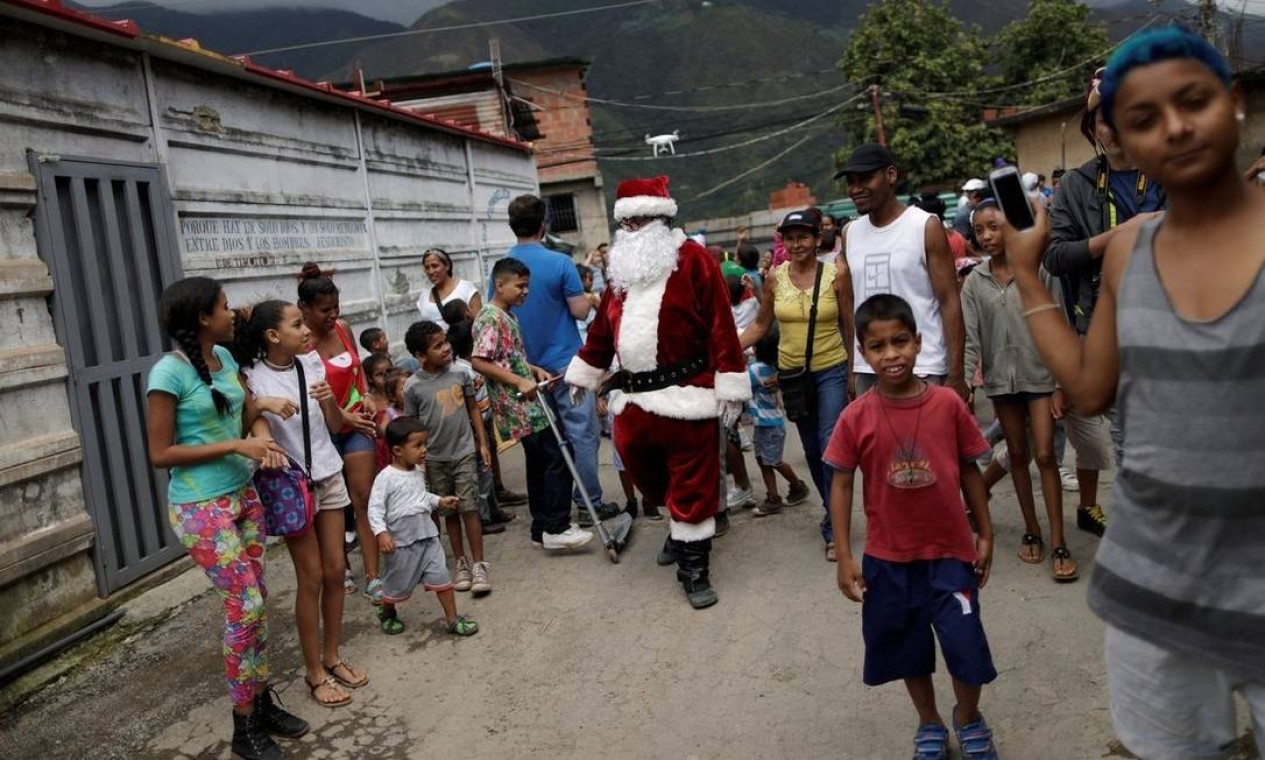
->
xmin=565 ymin=176 xmax=750 ymax=608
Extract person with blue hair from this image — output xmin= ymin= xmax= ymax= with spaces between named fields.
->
xmin=1009 ymin=25 xmax=1265 ymax=760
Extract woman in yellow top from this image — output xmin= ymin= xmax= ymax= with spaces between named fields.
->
xmin=741 ymin=209 xmax=854 ymax=560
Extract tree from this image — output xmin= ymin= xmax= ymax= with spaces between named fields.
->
xmin=837 ymin=0 xmax=1011 ymax=188
xmin=994 ymin=0 xmax=1111 ymax=106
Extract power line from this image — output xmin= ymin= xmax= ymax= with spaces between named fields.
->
xmin=508 ymin=78 xmax=859 ymax=113
xmin=902 ymin=14 xmax=1165 ymax=100
xmin=592 ymin=92 xmax=866 ymax=162
xmin=686 ymin=134 xmax=817 ymax=201
xmin=241 ymin=0 xmax=662 ymax=56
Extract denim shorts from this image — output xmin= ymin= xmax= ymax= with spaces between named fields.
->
xmin=861 ymin=556 xmax=997 ymax=687
xmin=330 ymin=430 xmax=375 ymax=457
xmin=752 ymin=425 xmax=785 ymax=467
xmin=1106 ymin=625 xmax=1265 ymax=760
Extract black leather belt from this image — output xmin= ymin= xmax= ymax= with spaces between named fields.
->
xmin=600 ymin=357 xmax=706 ymax=396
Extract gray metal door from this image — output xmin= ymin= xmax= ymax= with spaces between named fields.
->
xmin=30 ymin=154 xmax=185 ymax=594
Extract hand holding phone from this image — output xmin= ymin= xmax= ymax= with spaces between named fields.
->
xmin=988 ymin=166 xmax=1036 ymax=231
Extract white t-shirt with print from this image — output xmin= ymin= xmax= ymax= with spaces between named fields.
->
xmin=243 ymin=351 xmax=343 ymax=481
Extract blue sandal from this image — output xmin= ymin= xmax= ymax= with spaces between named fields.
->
xmin=912 ymin=723 xmax=949 ymax=760
xmin=953 ymin=710 xmax=1000 ymax=759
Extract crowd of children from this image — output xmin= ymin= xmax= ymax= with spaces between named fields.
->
xmin=144 ymin=26 xmax=1262 ymax=760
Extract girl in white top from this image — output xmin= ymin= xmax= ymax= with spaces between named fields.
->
xmin=417 ymin=248 xmax=481 ymax=331
xmin=236 ymin=299 xmax=370 ymax=708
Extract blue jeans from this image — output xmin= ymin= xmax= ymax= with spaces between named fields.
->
xmin=547 ymin=377 xmax=605 ymax=507
xmin=791 ymin=362 xmax=848 ymax=543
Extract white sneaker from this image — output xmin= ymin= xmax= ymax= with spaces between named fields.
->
xmin=453 ymin=556 xmax=473 ymax=592
xmin=1060 ymin=466 xmax=1079 ymax=492
xmin=471 ymin=561 xmax=491 ymax=594
xmin=726 ymin=486 xmax=756 ymax=509
xmin=542 ymin=525 xmax=594 ymax=550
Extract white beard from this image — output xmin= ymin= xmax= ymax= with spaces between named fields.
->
xmin=607 ymin=221 xmax=681 ymax=292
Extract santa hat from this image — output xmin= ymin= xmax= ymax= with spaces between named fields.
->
xmin=613 ymin=175 xmax=678 ymax=221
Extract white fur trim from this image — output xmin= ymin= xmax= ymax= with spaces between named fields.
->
xmin=670 ymin=517 xmax=716 ymax=542
xmin=564 ymin=355 xmax=605 ymax=390
xmin=713 ymin=371 xmax=751 ymax=402
xmin=614 ymin=196 xmax=678 ymax=220
xmin=617 ymin=274 xmax=669 ymax=373
xmin=609 ymin=385 xmax=720 ymax=420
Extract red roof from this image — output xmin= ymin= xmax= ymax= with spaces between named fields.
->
xmin=0 ymin=0 xmax=531 ymax=153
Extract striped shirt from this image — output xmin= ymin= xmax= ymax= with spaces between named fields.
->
xmin=1089 ymin=219 xmax=1265 ymax=681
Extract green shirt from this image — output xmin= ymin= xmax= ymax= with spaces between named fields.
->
xmin=146 ymin=345 xmax=252 ymax=504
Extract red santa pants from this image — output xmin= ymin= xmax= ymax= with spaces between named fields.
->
xmin=613 ymin=404 xmax=720 ymax=540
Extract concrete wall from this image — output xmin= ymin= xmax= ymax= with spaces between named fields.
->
xmin=0 ymin=10 xmax=535 ymax=664
xmin=1006 ymin=109 xmax=1097 ymax=177
xmin=544 ymin=176 xmax=610 ymax=254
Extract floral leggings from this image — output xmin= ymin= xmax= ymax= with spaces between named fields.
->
xmin=169 ymin=486 xmax=269 ymax=707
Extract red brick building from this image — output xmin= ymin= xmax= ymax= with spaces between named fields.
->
xmin=363 ymin=58 xmax=610 ymax=253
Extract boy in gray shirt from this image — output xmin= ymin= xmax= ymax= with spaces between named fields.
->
xmin=403 ymin=321 xmax=492 ymax=595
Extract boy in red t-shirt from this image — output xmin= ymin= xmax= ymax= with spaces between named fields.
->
xmin=825 ymin=293 xmax=999 ymax=760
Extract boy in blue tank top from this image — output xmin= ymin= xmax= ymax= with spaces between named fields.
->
xmin=1009 ymin=27 xmax=1265 ymax=760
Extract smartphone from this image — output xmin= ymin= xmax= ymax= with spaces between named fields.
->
xmin=988 ymin=166 xmax=1036 ymax=231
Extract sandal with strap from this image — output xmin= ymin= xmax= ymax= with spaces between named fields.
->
xmin=305 ymin=675 xmax=351 ymax=708
xmin=325 ymin=658 xmax=368 ymax=689
xmin=912 ymin=723 xmax=950 ymax=760
xmin=825 ymin=542 xmax=837 ymax=563
xmin=953 ymin=710 xmax=999 ymax=759
xmin=1051 ymin=545 xmax=1079 ymax=583
xmin=378 ymin=606 xmax=405 ymax=635
xmin=1018 ymin=533 xmax=1044 ymax=564
xmin=446 ymin=615 xmax=479 ymax=636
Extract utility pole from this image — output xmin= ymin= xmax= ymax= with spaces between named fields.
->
xmin=1198 ymin=0 xmax=1220 ymax=51
xmin=868 ymin=84 xmax=887 ymax=149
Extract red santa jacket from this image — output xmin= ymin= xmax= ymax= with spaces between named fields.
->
xmin=565 ymin=234 xmax=750 ymax=420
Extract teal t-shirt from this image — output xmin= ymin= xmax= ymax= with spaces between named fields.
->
xmin=146 ymin=345 xmax=253 ymax=505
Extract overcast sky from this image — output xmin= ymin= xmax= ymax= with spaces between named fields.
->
xmin=71 ymin=0 xmax=1265 ymax=25
xmin=74 ymin=0 xmax=450 ymax=25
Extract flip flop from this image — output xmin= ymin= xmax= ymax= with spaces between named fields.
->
xmin=825 ymin=542 xmax=837 ymax=562
xmin=1051 ymin=545 xmax=1080 ymax=583
xmin=305 ymin=675 xmax=351 ymax=708
xmin=325 ymin=658 xmax=368 ymax=689
xmin=1018 ymin=533 xmax=1045 ymax=564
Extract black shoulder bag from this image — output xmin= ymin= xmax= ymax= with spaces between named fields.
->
xmin=778 ymin=262 xmax=823 ymax=423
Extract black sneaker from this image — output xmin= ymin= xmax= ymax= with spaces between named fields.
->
xmin=1077 ymin=505 xmax=1107 ymax=537
xmin=480 ymin=520 xmax=506 ymax=535
xmin=577 ymin=501 xmax=621 ymax=527
xmin=714 ymin=510 xmax=730 ymax=537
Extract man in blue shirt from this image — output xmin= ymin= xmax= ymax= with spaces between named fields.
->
xmin=492 ymin=195 xmax=619 ymax=524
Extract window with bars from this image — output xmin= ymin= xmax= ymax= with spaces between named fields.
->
xmin=546 ymin=193 xmax=578 ymax=233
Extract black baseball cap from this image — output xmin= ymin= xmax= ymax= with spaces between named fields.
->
xmin=833 ymin=142 xmax=898 ymax=179
xmin=777 ymin=209 xmax=820 ymax=234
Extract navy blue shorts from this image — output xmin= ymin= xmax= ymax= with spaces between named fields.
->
xmin=861 ymin=556 xmax=997 ymax=687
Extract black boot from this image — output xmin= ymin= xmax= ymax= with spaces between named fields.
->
xmin=231 ymin=709 xmax=282 ymax=760
xmin=254 ymin=685 xmax=309 ymax=738
xmin=676 ymin=539 xmax=718 ymax=609
xmin=656 ymin=534 xmax=681 ymax=566
xmin=714 ymin=510 xmax=730 ymax=537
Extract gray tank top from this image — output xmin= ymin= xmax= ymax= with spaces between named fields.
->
xmin=1088 ymin=218 xmax=1265 ymax=680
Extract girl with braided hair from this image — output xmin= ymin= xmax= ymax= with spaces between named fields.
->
xmin=146 ymin=277 xmax=306 ymax=760
xmin=296 ymin=263 xmax=383 ymax=603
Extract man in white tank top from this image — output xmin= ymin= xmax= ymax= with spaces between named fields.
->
xmin=839 ymin=144 xmax=967 ymax=400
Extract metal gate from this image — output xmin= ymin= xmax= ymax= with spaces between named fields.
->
xmin=30 ymin=154 xmax=185 ymax=594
